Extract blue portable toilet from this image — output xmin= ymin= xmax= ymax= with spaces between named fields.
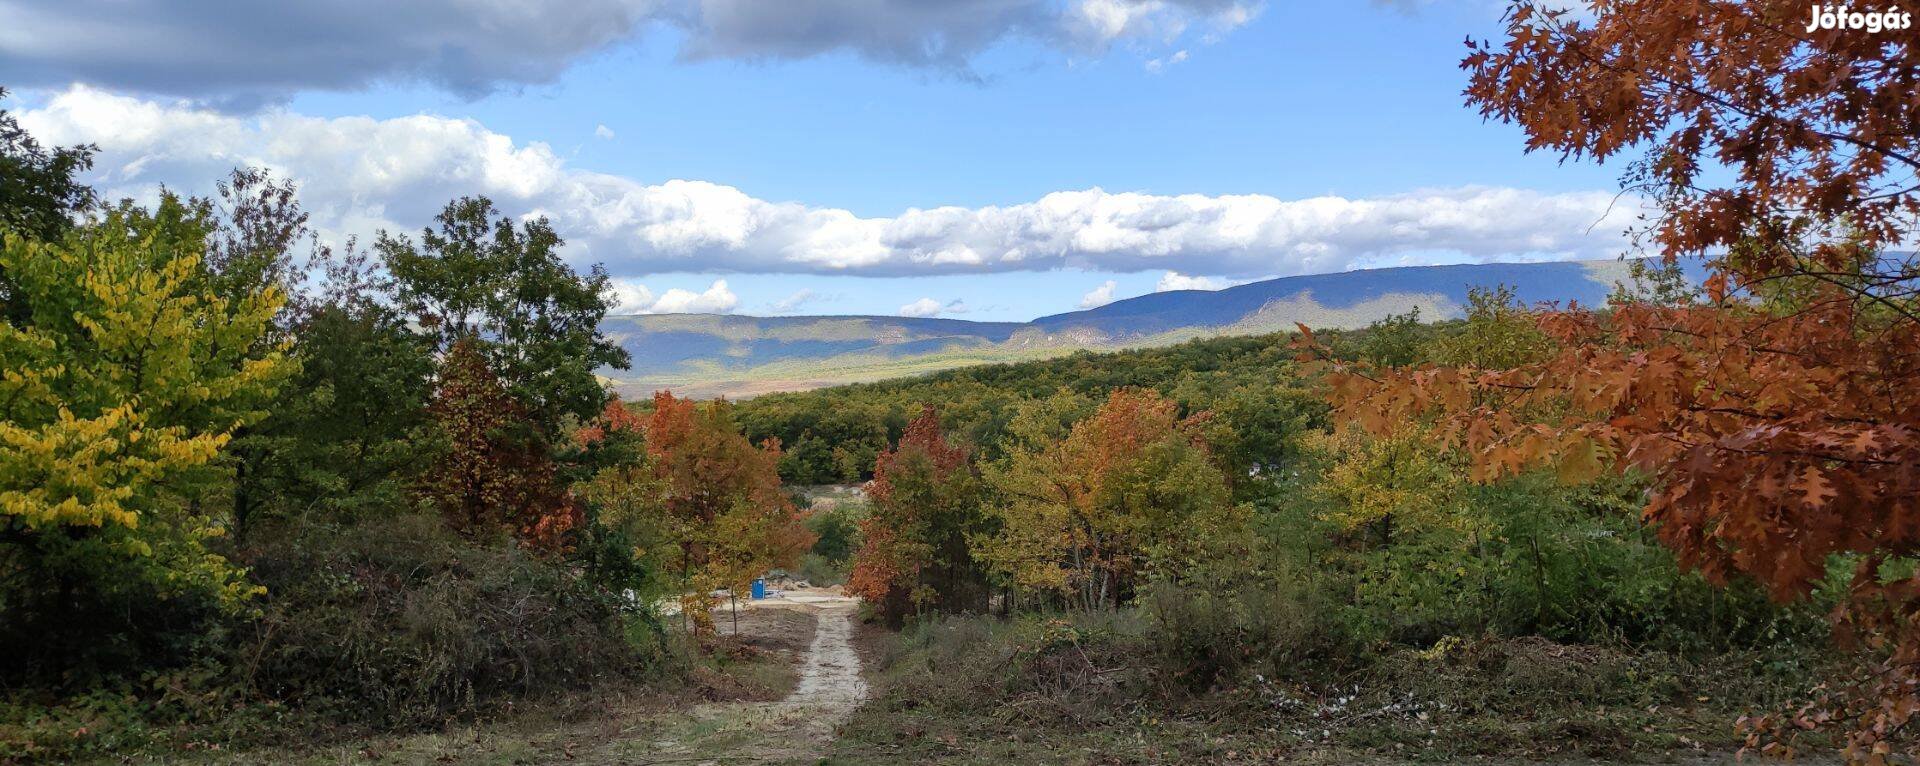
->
xmin=750 ymin=578 xmax=767 ymax=599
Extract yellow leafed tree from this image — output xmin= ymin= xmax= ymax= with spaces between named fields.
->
xmin=1 ymin=198 xmax=293 ymax=616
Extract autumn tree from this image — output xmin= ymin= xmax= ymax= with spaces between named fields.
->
xmin=979 ymin=388 xmax=1249 ymax=610
xmin=847 ymin=407 xmax=990 ymax=625
xmin=644 ymin=392 xmax=813 ymax=632
xmin=0 ymin=196 xmax=292 ymax=675
xmin=1310 ymin=2 xmax=1920 ymax=759
xmin=1313 ymin=429 xmax=1473 ymax=548
xmin=568 ymin=397 xmax=673 ymax=597
xmin=421 ymin=339 xmax=578 ymax=550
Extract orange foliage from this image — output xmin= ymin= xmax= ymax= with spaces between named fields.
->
xmin=1462 ymin=1 xmax=1919 ymax=268
xmin=848 ymin=406 xmax=984 ymax=623
xmin=643 ymin=391 xmax=813 ymax=631
xmin=1324 ymin=2 xmax=1920 ymax=759
xmin=421 ymin=338 xmax=578 ymax=550
xmin=573 ymin=396 xmax=645 ymax=447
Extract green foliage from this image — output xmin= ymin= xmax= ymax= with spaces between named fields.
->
xmin=229 ymin=246 xmax=436 ymax=528
xmin=1281 ymin=428 xmax=1824 ymax=650
xmin=1356 ymin=307 xmax=1427 ymax=367
xmin=573 ymin=462 xmax=676 ymax=600
xmin=734 ymin=332 xmax=1312 ymax=482
xmin=380 ymin=196 xmax=629 ymax=437
xmin=806 ymin=503 xmax=863 ymax=565
xmin=0 ymin=87 xmax=94 ymax=243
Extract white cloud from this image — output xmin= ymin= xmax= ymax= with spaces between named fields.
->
xmin=0 ymin=0 xmax=1261 ymax=102
xmin=1144 ymin=49 xmax=1188 ymax=73
xmin=898 ymin=298 xmax=945 ymax=318
xmin=650 ymin=279 xmax=739 ymax=313
xmin=19 ymin=86 xmax=1643 ymax=280
xmin=607 ymin=280 xmax=658 ymax=313
xmin=1155 ymin=271 xmax=1246 ymax=291
xmin=1079 ymin=280 xmax=1120 ymax=308
xmin=607 ymin=278 xmax=738 ymax=314
xmin=594 ymin=124 xmax=616 ymax=140
xmin=898 ymin=297 xmax=967 ymax=317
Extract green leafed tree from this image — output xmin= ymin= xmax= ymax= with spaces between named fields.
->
xmin=379 ymin=197 xmax=630 ymax=436
xmin=230 ymin=243 xmax=437 ymax=526
xmin=1 ymin=88 xmax=95 ymax=325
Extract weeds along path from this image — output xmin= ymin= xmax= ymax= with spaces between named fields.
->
xmin=575 ymin=599 xmax=867 ymax=766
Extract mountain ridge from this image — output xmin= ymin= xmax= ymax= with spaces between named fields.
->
xmin=600 ymin=259 xmax=1646 ymax=399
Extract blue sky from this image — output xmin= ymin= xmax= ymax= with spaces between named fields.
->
xmin=3 ymin=0 xmax=1638 ymax=321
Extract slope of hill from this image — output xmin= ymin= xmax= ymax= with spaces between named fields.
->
xmin=602 ymin=259 xmax=1641 ymax=398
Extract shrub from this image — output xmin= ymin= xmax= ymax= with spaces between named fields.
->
xmin=234 ymin=512 xmax=661 ymax=727
xmin=1141 ymin=579 xmax=1351 ymax=693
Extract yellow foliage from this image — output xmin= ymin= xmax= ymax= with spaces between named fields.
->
xmin=1310 ymin=429 xmax=1481 ymax=539
xmin=0 ymin=207 xmax=292 ymax=606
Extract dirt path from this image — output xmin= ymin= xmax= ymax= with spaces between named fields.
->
xmin=572 ymin=601 xmax=867 ymax=766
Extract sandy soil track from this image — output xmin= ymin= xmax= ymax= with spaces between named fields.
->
xmin=568 ymin=597 xmax=866 ymax=766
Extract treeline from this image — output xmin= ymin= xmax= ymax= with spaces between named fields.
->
xmin=0 ymin=91 xmax=807 ymax=760
xmin=768 ymin=286 xmax=1821 ymax=651
xmin=733 ymin=332 xmax=1326 ymax=485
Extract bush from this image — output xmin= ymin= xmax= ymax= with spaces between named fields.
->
xmin=1142 ymin=579 xmax=1351 ymax=693
xmin=234 ymin=512 xmax=665 ymax=727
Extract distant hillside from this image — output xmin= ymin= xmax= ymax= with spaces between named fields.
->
xmin=601 ymin=259 xmax=1644 ymax=399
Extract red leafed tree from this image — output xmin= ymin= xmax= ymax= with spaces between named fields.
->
xmin=1311 ymin=2 xmax=1920 ymax=760
xmin=848 ymin=406 xmax=989 ymax=625
xmin=645 ymin=391 xmax=813 ymax=632
xmin=423 ymin=338 xmax=579 ymax=550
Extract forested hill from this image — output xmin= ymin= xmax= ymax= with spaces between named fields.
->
xmin=731 ymin=329 xmax=1333 ymax=485
xmin=599 ymin=259 xmax=1641 ymax=398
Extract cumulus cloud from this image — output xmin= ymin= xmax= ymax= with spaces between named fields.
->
xmin=898 ymin=297 xmax=968 ymax=317
xmin=1155 ymin=271 xmax=1245 ymax=291
xmin=607 ymin=280 xmax=659 ymax=314
xmin=18 ymin=87 xmax=1642 ymax=280
xmin=0 ymin=0 xmax=1260 ymax=103
xmin=651 ymin=279 xmax=739 ymax=313
xmin=1079 ymin=280 xmax=1120 ymax=308
xmin=594 ymin=124 xmax=616 ymax=140
xmin=607 ymin=278 xmax=738 ymax=314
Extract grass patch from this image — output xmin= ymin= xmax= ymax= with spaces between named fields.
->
xmin=824 ymin=611 xmax=1830 ymax=765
